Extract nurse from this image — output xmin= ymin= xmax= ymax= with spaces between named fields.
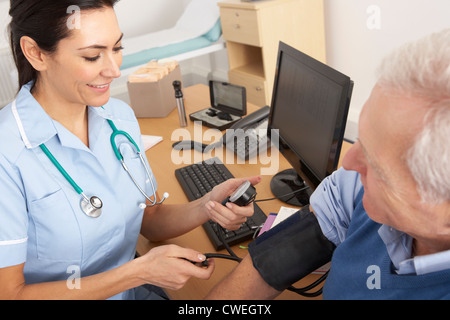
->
xmin=0 ymin=0 xmax=259 ymax=299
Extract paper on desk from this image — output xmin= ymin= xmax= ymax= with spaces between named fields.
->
xmin=257 ymin=207 xmax=298 ymax=237
xmin=272 ymin=206 xmax=299 ymax=228
xmin=142 ymin=135 xmax=163 ymax=150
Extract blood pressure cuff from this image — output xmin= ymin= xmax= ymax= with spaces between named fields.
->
xmin=248 ymin=206 xmax=336 ymax=291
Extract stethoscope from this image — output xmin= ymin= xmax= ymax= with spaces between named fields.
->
xmin=39 ymin=119 xmax=168 ymax=218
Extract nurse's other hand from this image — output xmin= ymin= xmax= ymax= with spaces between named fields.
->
xmin=136 ymin=244 xmax=215 ymax=291
xmin=205 ymin=176 xmax=261 ymax=230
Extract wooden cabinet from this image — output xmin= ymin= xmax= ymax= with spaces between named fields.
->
xmin=218 ymin=0 xmax=326 ymax=107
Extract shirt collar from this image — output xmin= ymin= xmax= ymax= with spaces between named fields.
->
xmin=378 ymin=225 xmax=413 ymax=270
xmin=12 ymin=82 xmax=56 ymax=149
xmin=378 ymin=225 xmax=450 ymax=275
xmin=12 ymin=82 xmax=115 ymax=150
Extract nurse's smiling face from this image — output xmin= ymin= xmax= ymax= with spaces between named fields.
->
xmin=35 ymin=7 xmax=123 ymax=108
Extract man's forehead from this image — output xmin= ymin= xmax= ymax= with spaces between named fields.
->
xmin=363 ymin=86 xmax=428 ymax=147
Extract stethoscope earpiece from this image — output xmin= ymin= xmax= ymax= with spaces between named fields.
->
xmin=139 ymin=203 xmax=147 ymax=210
xmin=139 ymin=192 xmax=169 ymax=210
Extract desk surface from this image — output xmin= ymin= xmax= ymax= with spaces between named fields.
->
xmin=136 ymin=84 xmax=350 ymax=300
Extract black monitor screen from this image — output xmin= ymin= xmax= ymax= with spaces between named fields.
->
xmin=269 ymin=42 xmax=353 ymax=199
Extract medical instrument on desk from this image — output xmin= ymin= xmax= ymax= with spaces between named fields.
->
xmin=173 ymin=80 xmax=187 ymax=127
xmin=39 ymin=119 xmax=168 ymax=218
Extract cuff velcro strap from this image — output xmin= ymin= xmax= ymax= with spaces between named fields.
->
xmin=248 ymin=206 xmax=335 ymax=291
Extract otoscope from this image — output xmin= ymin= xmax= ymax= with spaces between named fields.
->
xmin=173 ymin=80 xmax=187 ymax=127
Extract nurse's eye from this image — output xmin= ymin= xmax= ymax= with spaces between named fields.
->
xmin=113 ymin=45 xmax=124 ymax=53
xmin=84 ymin=55 xmax=100 ymax=62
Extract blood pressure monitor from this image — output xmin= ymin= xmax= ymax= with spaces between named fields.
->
xmin=222 ymin=180 xmax=257 ymax=207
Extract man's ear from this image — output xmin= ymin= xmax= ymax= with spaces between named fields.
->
xmin=20 ymin=36 xmax=48 ymax=72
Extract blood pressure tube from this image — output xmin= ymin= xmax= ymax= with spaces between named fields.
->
xmin=173 ymin=80 xmax=187 ymax=127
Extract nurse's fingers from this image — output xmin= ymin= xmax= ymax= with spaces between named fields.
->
xmin=138 ymin=245 xmax=215 ymax=290
xmin=181 ymin=258 xmax=216 ymax=280
xmin=173 ymin=247 xmax=207 ymax=265
xmin=206 ymin=200 xmax=254 ymax=230
xmin=174 ymin=248 xmax=215 ymax=279
xmin=224 ymin=201 xmax=254 ymax=218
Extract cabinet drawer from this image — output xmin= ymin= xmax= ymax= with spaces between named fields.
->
xmin=220 ymin=8 xmax=262 ymax=47
xmin=229 ymin=71 xmax=267 ymax=107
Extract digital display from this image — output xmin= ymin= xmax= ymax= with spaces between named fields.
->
xmin=210 ymin=81 xmax=246 ymax=116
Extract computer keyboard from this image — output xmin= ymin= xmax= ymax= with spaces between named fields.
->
xmin=175 ymin=157 xmax=267 ymax=250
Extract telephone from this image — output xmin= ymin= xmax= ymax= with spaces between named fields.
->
xmin=223 ymin=105 xmax=270 ymax=160
xmin=172 ymin=106 xmax=270 ymax=160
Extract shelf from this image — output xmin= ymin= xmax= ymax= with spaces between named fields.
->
xmin=226 ymin=42 xmax=265 ymax=79
xmin=230 ymin=63 xmax=265 ymax=80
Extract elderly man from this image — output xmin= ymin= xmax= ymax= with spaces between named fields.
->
xmin=206 ymin=28 xmax=450 ymax=300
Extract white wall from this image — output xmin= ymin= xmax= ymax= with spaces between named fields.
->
xmin=0 ymin=0 xmax=187 ymax=44
xmin=115 ymin=0 xmax=186 ymax=38
xmin=323 ymin=0 xmax=450 ymax=141
xmin=1 ymin=0 xmax=449 ymax=131
xmin=0 ymin=0 xmax=10 ymax=48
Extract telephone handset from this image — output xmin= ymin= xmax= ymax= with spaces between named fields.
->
xmin=223 ymin=106 xmax=270 ymax=142
xmin=172 ymin=106 xmax=270 ymax=159
xmin=223 ymin=105 xmax=270 ymax=160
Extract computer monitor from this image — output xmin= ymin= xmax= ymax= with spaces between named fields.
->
xmin=268 ymin=42 xmax=353 ymax=206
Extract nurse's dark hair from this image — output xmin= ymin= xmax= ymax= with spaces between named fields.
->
xmin=8 ymin=0 xmax=120 ymax=89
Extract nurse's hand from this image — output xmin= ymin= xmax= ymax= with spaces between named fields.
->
xmin=205 ymin=176 xmax=261 ymax=231
xmin=136 ymin=244 xmax=215 ymax=291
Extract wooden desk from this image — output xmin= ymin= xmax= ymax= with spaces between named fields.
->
xmin=136 ymin=84 xmax=351 ymax=300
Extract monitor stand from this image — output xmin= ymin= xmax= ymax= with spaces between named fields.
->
xmin=270 ymin=169 xmax=313 ymax=207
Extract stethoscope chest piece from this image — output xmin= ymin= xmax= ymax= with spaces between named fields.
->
xmin=37 ymin=118 xmax=167 ymax=219
xmin=81 ymin=195 xmax=103 ymax=218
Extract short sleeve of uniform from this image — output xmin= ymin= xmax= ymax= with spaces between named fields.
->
xmin=310 ymin=168 xmax=363 ymax=246
xmin=0 ymin=153 xmax=28 ymax=268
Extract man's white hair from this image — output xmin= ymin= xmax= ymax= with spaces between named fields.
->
xmin=376 ymin=28 xmax=450 ymax=204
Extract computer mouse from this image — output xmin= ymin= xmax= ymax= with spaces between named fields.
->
xmin=172 ymin=140 xmax=209 ymax=152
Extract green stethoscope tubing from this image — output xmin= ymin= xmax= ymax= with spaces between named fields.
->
xmin=107 ymin=119 xmax=140 ymax=160
xmin=39 ymin=118 xmax=165 ymax=218
xmin=40 ymin=143 xmax=84 ymax=195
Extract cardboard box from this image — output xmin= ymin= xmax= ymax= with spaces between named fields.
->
xmin=127 ymin=61 xmax=182 ymax=118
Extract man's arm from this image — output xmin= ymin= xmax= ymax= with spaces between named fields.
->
xmin=206 ymin=169 xmax=360 ymax=300
xmin=205 ymin=254 xmax=281 ymax=300
xmin=205 ymin=205 xmax=336 ymax=300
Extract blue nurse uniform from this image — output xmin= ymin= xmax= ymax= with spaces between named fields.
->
xmin=0 ymin=82 xmax=158 ymax=299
